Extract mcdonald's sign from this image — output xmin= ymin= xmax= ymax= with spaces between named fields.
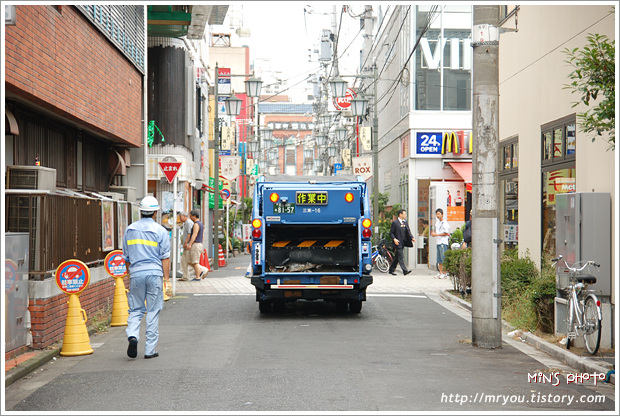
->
xmin=416 ymin=130 xmax=473 ymax=155
xmin=442 ymin=131 xmax=472 ymax=155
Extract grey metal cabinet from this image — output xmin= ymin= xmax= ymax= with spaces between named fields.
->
xmin=5 ymin=232 xmax=30 ymax=352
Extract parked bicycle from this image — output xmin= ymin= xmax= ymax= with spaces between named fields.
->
xmin=371 ymin=239 xmax=394 ymax=273
xmin=552 ymin=255 xmax=602 ymax=355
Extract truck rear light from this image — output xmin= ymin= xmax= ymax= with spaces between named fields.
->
xmin=252 ymin=218 xmax=262 ymax=228
xmin=252 ymin=228 xmax=262 ymax=238
xmin=269 ymin=193 xmax=279 ymax=203
xmin=345 ymin=192 xmax=354 ymax=203
xmin=362 ymin=228 xmax=372 ymax=238
xmin=362 ymin=218 xmax=372 ymax=228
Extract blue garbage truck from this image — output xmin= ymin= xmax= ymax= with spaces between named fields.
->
xmin=249 ymin=175 xmax=374 ymax=313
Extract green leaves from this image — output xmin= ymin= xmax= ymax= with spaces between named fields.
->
xmin=563 ymin=32 xmax=615 ymax=151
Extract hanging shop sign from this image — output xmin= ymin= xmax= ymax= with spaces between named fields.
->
xmin=333 ymin=88 xmax=357 ymax=111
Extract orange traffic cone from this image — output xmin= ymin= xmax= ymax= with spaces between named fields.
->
xmin=200 ymin=249 xmax=212 ymax=272
xmin=60 ymin=294 xmax=93 ymax=356
xmin=218 ymin=244 xmax=226 ymax=267
xmin=110 ymin=277 xmax=129 ymax=327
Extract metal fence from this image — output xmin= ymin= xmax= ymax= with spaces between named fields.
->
xmin=5 ymin=193 xmax=129 ymax=280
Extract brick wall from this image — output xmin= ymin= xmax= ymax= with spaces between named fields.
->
xmin=27 ymin=274 xmax=129 ymax=350
xmin=4 ymin=5 xmax=143 ymax=147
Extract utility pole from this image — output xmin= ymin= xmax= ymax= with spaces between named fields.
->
xmin=471 ymin=5 xmax=502 ymax=348
xmin=213 ymin=64 xmax=220 ymax=270
xmin=371 ymin=62 xmax=379 ymax=234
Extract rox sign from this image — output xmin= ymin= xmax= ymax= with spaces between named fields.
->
xmin=352 ymin=156 xmax=372 ymax=181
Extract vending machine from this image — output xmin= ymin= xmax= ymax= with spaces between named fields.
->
xmin=428 ymin=182 xmax=466 ymax=269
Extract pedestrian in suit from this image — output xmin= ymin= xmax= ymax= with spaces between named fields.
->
xmin=388 ymin=209 xmax=415 ymax=275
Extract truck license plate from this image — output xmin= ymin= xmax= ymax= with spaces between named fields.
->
xmin=273 ymin=203 xmax=295 ymax=214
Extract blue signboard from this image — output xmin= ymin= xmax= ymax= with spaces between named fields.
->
xmin=334 ymin=163 xmax=343 ymax=172
xmin=416 ymin=132 xmax=443 ymax=155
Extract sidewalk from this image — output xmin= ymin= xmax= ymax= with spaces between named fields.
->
xmin=5 ymin=252 xmax=615 ymax=387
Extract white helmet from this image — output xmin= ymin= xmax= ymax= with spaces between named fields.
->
xmin=139 ymin=196 xmax=160 ymax=212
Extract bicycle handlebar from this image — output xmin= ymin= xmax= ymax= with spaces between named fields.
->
xmin=552 ymin=255 xmax=600 ymax=272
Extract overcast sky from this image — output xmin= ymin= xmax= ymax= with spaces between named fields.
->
xmin=214 ymin=2 xmax=367 ymax=101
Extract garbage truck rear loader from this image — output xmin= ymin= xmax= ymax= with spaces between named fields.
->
xmin=250 ymin=175 xmax=374 ymax=313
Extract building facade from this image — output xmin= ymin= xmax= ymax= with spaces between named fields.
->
xmin=359 ymin=5 xmax=474 ymax=270
xmin=497 ymin=5 xmax=615 ymax=347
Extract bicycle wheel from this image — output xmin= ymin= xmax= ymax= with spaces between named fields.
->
xmin=583 ymin=296 xmax=601 ymax=355
xmin=376 ymin=255 xmax=389 ymax=273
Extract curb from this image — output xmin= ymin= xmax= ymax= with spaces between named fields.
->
xmin=439 ymin=290 xmax=615 ymax=385
xmin=5 ymin=327 xmax=99 ymax=387
xmin=5 ymin=348 xmax=60 ymax=387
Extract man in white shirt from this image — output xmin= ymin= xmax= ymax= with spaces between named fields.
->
xmin=177 ymin=212 xmax=194 ymax=281
xmin=431 ymin=208 xmax=450 ymax=278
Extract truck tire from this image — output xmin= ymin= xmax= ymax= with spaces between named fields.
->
xmin=273 ymin=299 xmax=286 ymax=314
xmin=259 ymin=300 xmax=271 ymax=314
xmin=335 ymin=300 xmax=348 ymax=314
xmin=349 ymin=300 xmax=362 ymax=314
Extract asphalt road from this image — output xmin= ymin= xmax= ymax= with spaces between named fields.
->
xmin=5 ymin=293 xmax=616 ymax=412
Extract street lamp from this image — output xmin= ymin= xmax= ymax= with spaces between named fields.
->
xmin=335 ymin=126 xmax=347 ymax=142
xmin=330 ymin=66 xmax=378 ymax=235
xmin=213 ymin=63 xmax=262 ymax=270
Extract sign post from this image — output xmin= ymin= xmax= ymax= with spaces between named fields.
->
xmin=55 ymin=259 xmax=93 ymax=356
xmin=104 ymin=250 xmax=129 ymax=326
xmin=159 ymin=159 xmax=181 ymax=297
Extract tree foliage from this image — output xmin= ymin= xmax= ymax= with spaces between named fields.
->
xmin=563 ymin=32 xmax=615 ymax=151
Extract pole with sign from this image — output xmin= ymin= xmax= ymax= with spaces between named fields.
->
xmin=159 ymin=158 xmax=181 ymax=297
xmin=55 ymin=259 xmax=93 ymax=356
xmin=105 ymin=250 xmax=129 ymax=327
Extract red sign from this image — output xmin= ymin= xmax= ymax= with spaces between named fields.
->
xmin=104 ymin=250 xmax=128 ymax=278
xmin=159 ymin=162 xmax=182 ymax=184
xmin=218 ymin=68 xmax=231 ymax=77
xmin=55 ymin=259 xmax=90 ymax=295
xmin=333 ymin=88 xmax=357 ymax=111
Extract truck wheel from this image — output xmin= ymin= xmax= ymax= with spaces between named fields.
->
xmin=259 ymin=300 xmax=271 ymax=314
xmin=349 ymin=300 xmax=362 ymax=314
xmin=335 ymin=300 xmax=348 ymax=314
xmin=273 ymin=299 xmax=286 ymax=313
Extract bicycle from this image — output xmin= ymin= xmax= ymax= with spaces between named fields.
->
xmin=371 ymin=239 xmax=394 ymax=273
xmin=552 ymin=255 xmax=602 ymax=355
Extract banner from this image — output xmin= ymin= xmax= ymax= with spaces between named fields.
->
xmin=220 ymin=156 xmax=241 ymax=181
xmin=221 ymin=126 xmax=234 ymax=150
xmin=360 ymin=126 xmax=372 ymax=151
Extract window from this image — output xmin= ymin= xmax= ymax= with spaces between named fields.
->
xmin=500 ymin=136 xmax=518 ymax=248
xmin=540 ymin=115 xmax=577 ymax=256
xmin=415 ymin=5 xmax=472 ymax=111
xmin=541 ymin=115 xmax=576 ymax=168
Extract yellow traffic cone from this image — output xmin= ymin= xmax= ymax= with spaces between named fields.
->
xmin=60 ymin=294 xmax=93 ymax=356
xmin=110 ymin=277 xmax=129 ymax=327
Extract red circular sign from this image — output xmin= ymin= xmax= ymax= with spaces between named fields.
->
xmin=55 ymin=259 xmax=90 ymax=295
xmin=104 ymin=250 xmax=128 ymax=278
xmin=333 ymin=88 xmax=357 ymax=111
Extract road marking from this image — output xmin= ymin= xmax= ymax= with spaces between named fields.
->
xmin=368 ymin=294 xmax=427 ymax=298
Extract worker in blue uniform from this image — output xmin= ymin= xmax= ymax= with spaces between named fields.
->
xmin=122 ymin=196 xmax=170 ymax=359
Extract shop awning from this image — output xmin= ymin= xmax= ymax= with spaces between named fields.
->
xmin=447 ymin=162 xmax=472 ymax=183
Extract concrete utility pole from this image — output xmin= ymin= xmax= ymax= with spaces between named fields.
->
xmin=471 ymin=5 xmax=502 ymax=348
xmin=213 ymin=64 xmax=221 ymax=270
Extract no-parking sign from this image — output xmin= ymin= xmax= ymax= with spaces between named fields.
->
xmin=55 ymin=259 xmax=90 ymax=295
xmin=104 ymin=250 xmax=128 ymax=278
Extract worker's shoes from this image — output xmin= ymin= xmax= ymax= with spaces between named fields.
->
xmin=145 ymin=352 xmax=159 ymax=359
xmin=127 ymin=337 xmax=138 ymax=358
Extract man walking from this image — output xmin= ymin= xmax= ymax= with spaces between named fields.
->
xmin=388 ymin=209 xmax=415 ymax=276
xmin=177 ymin=211 xmax=194 ymax=281
xmin=187 ymin=209 xmax=206 ymax=281
xmin=122 ymin=196 xmax=170 ymax=359
xmin=431 ymin=208 xmax=450 ymax=279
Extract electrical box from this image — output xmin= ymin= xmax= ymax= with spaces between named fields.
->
xmin=5 ymin=233 xmax=30 ymax=352
xmin=555 ymin=192 xmax=611 ymax=297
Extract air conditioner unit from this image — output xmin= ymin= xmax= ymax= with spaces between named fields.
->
xmin=109 ymin=185 xmax=137 ymax=203
xmin=6 ymin=166 xmax=57 ymax=192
